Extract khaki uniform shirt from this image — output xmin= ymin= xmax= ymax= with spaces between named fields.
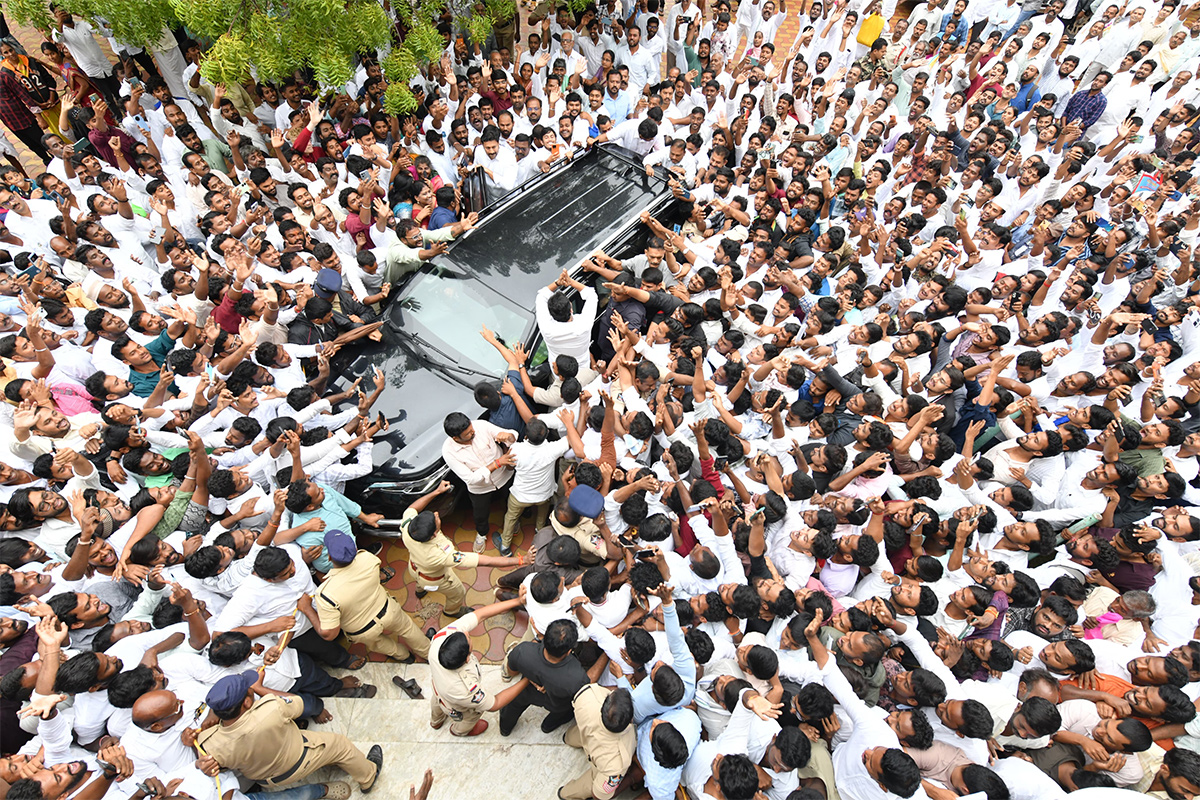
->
xmin=401 ymin=508 xmax=480 ymax=580
xmin=195 ymin=695 xmax=305 ymax=781
xmin=429 ymin=612 xmax=491 ymax=714
xmin=314 ymin=551 xmax=388 ymax=635
xmin=550 ymin=515 xmax=607 ymax=565
xmin=572 ymin=684 xmax=636 ymax=792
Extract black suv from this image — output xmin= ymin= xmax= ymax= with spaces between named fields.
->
xmin=336 ymin=144 xmax=682 ymax=516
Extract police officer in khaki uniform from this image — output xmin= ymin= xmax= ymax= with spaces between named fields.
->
xmin=191 ymin=670 xmax=383 ymax=793
xmin=550 ymin=486 xmax=619 ymax=566
xmin=428 ymin=595 xmax=532 ymax=736
xmin=401 ymin=481 xmax=521 ymax=617
xmin=561 ymin=683 xmax=637 ymax=800
xmin=312 ymin=529 xmax=430 ymax=663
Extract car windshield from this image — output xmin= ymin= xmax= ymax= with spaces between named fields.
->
xmin=393 ymin=266 xmax=530 ymax=374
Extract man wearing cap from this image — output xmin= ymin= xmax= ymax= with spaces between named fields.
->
xmin=191 ymin=670 xmax=383 ymax=793
xmin=428 ymin=596 xmax=531 ymax=736
xmin=560 ymin=684 xmax=637 ymax=800
xmin=311 ymin=528 xmax=431 ymax=663
xmin=400 ymin=480 xmax=522 ymax=621
xmin=495 ymin=492 xmax=618 ymax=599
xmin=554 ymin=485 xmax=619 ymax=565
xmin=313 ymin=267 xmax=377 ymax=331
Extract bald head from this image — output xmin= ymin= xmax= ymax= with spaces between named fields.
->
xmin=132 ymin=689 xmax=179 ymax=731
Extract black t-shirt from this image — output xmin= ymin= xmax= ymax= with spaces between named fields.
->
xmin=506 ymin=641 xmax=588 ymax=712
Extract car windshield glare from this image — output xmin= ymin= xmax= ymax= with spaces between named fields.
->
xmin=396 ymin=268 xmax=528 ymax=373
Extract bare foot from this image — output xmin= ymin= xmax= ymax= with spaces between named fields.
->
xmin=314 ymin=709 xmax=334 ymax=724
xmin=340 ymin=676 xmax=362 ymax=689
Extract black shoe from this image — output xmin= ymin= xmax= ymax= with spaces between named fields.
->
xmin=363 ymin=541 xmax=383 ymax=556
xmin=362 ymin=745 xmax=383 ymax=793
xmin=444 ymin=606 xmax=474 ymax=618
xmin=425 ymin=628 xmax=436 ymax=639
xmin=415 ymin=589 xmax=428 ymax=599
xmin=495 ymin=589 xmax=518 ymax=602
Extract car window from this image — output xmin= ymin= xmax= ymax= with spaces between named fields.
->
xmin=395 ymin=268 xmax=529 ymax=373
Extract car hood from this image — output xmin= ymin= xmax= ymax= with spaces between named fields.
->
xmin=338 ymin=330 xmax=477 ymax=480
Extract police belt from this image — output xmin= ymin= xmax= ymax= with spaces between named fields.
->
xmin=272 ymin=735 xmax=314 ymax=783
xmin=344 ymin=599 xmax=390 ymax=637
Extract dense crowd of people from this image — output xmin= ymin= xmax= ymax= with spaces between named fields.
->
xmin=1 ymin=0 xmax=1200 ymax=799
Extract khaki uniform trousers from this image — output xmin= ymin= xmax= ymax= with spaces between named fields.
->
xmin=264 ymin=731 xmax=376 ymax=789
xmin=430 ymin=690 xmax=485 ymax=735
xmin=500 ymin=493 xmax=551 ymax=548
xmin=406 ymin=565 xmax=467 ymax=614
xmin=561 ymin=724 xmax=623 ymax=800
xmin=346 ymin=597 xmax=430 ymax=660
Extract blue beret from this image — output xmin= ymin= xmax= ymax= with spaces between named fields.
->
xmin=568 ymin=485 xmax=604 ymax=518
xmin=324 ymin=529 xmax=357 ymax=564
xmin=205 ymin=669 xmax=259 ymax=713
xmin=314 ymin=268 xmax=343 ymax=299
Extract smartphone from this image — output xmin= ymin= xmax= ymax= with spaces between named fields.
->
xmin=635 ymin=549 xmax=655 ymax=561
xmin=17 ymin=262 xmax=40 ymax=281
xmin=750 ymin=506 xmax=767 ymax=520
xmin=1094 ymin=218 xmax=1114 ymax=232
xmin=685 ymin=503 xmax=705 ymax=514
xmin=1131 ymin=134 xmax=1144 ymax=144
xmin=205 ymin=364 xmax=216 ymax=381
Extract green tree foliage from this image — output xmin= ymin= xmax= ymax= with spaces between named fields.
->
xmin=2 ymin=0 xmax=513 ymax=115
xmin=3 ymin=0 xmax=56 ymax=32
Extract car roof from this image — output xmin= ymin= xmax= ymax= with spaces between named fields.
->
xmin=436 ymin=145 xmax=674 ymax=305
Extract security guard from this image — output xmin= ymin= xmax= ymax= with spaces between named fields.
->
xmin=428 ymin=596 xmax=531 ymax=736
xmin=313 ymin=529 xmax=430 ymax=663
xmin=560 ymin=683 xmax=636 ymax=800
xmin=401 ymin=480 xmax=521 ymax=617
xmin=191 ymin=670 xmax=382 ymax=792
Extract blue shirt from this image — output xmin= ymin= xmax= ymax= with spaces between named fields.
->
xmin=636 ymin=707 xmax=702 ymax=800
xmin=1012 ymin=81 xmax=1042 ymax=113
xmin=488 ymin=369 xmax=531 ymax=437
xmin=619 ymin=602 xmax=696 ymax=722
xmin=602 ymin=89 xmax=633 ymax=122
xmin=428 ymin=205 xmax=458 ymax=230
xmin=292 ymin=483 xmax=363 ymax=572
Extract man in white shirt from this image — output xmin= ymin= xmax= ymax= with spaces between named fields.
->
xmin=622 ymin=26 xmax=657 ymax=95
xmin=591 ymin=117 xmax=663 ymax=158
xmin=535 ymin=269 xmax=598 ymax=371
xmin=52 ymin=7 xmax=120 ymax=108
xmin=498 ymin=419 xmax=572 ymax=555
xmin=472 ymin=126 xmax=519 ymax=199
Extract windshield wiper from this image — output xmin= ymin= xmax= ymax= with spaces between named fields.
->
xmin=406 ymin=332 xmax=495 ymax=380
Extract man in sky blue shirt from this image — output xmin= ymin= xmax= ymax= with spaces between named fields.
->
xmin=617 ymin=584 xmax=696 ymax=722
